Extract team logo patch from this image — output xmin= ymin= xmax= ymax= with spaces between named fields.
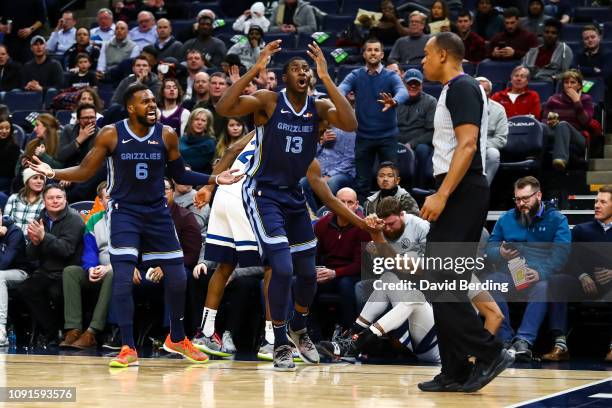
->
xmin=148 ymin=140 xmax=159 ymax=144
xmin=302 ymin=112 xmax=313 ymax=119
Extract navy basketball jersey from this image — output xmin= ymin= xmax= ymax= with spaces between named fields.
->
xmin=246 ymin=90 xmax=319 ymax=186
xmin=107 ymin=120 xmax=167 ymax=205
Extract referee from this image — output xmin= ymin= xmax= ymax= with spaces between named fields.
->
xmin=418 ymin=32 xmax=514 ymax=393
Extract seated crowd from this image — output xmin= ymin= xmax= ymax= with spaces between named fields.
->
xmin=0 ymin=0 xmax=610 ymax=363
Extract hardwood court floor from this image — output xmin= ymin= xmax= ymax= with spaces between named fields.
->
xmin=0 ymin=354 xmax=610 ymax=407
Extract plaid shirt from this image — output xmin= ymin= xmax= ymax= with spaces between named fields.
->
xmin=3 ymin=193 xmax=44 ymax=236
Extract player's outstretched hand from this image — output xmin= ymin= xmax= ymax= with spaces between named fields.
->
xmin=377 ymin=92 xmax=397 ymax=112
xmin=215 ymin=168 xmax=244 ymax=185
xmin=194 ymin=185 xmax=213 ymax=208
xmin=364 ymin=214 xmax=385 ymax=236
xmin=25 ymin=156 xmax=54 ymax=178
xmin=306 ymin=42 xmax=328 ymax=80
xmin=254 ymin=39 xmax=282 ymax=72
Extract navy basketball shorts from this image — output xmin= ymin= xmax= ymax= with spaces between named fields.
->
xmin=242 ymin=182 xmax=317 ymax=257
xmin=107 ymin=200 xmax=184 ymax=265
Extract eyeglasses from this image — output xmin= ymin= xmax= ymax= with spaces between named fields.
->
xmin=513 ymin=190 xmax=539 ymax=203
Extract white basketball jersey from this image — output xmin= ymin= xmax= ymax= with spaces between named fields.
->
xmin=218 ymin=134 xmax=257 ymax=197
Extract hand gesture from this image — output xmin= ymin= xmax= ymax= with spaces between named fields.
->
xmin=27 ymin=219 xmax=45 ymax=244
xmin=594 ymin=268 xmax=612 ymax=286
xmin=148 ymin=267 xmax=164 ymax=283
xmin=364 ymin=214 xmax=385 ymax=235
xmin=377 ymin=92 xmax=397 ymax=112
xmin=78 ymin=123 xmax=96 ymax=143
xmin=524 ymin=267 xmax=539 ymax=283
xmin=193 ymin=263 xmax=208 ymax=279
xmin=194 ymin=185 xmax=213 ymax=208
xmin=316 ymin=267 xmax=335 ymax=283
xmin=565 ymin=87 xmax=581 ymax=103
xmin=254 ymin=40 xmax=282 ymax=72
xmin=214 ymin=168 xmax=244 ymax=185
xmin=420 ymin=192 xmax=448 ymax=222
xmin=500 ymin=242 xmax=520 ymax=260
xmin=579 ymin=274 xmax=598 ymax=296
xmin=306 ymin=42 xmax=329 ymax=80
xmin=320 ymin=129 xmax=336 ymax=144
xmin=228 ymin=64 xmax=241 ymax=84
xmin=133 ymin=268 xmax=142 ymax=285
xmin=25 ymin=156 xmax=54 ymax=178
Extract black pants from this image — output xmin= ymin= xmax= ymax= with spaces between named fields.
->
xmin=425 ymin=172 xmax=501 ymax=380
xmin=17 ymin=273 xmax=63 ymax=338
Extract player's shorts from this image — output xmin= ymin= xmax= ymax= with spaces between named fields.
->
xmin=204 ymin=188 xmax=261 ymax=267
xmin=242 ymin=180 xmax=316 ymax=257
xmin=392 ymin=303 xmax=440 ymax=364
xmin=107 ymin=200 xmax=183 ymax=265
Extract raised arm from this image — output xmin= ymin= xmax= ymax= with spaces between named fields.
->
xmin=307 ymin=43 xmax=357 ymax=132
xmin=27 ymin=125 xmax=115 ymax=182
xmin=216 ymin=40 xmax=282 ymax=118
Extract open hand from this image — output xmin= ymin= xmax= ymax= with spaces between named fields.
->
xmin=194 ymin=185 xmax=213 ymax=208
xmin=193 ymin=263 xmax=208 ymax=279
xmin=254 ymin=40 xmax=282 ymax=72
xmin=306 ymin=42 xmax=329 ymax=81
xmin=377 ymin=92 xmax=397 ymax=112
xmin=214 ymin=168 xmax=244 ymax=185
xmin=25 ymin=156 xmax=54 ymax=178
xmin=228 ymin=64 xmax=241 ymax=83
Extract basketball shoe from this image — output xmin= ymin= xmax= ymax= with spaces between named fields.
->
xmin=192 ymin=332 xmax=232 ymax=358
xmin=109 ymin=345 xmax=139 ymax=368
xmin=257 ymin=339 xmax=302 ymax=362
xmin=273 ymin=344 xmax=296 ymax=371
xmin=221 ymin=331 xmax=237 ymax=354
xmin=288 ymin=326 xmax=319 ymax=364
xmin=163 ymin=335 xmax=209 ymax=363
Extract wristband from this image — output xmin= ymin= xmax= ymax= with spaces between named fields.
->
xmin=215 ymin=174 xmax=220 ymax=185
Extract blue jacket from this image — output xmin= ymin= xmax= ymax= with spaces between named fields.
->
xmin=338 ymin=67 xmax=408 ymax=139
xmin=0 ymin=216 xmax=27 ymax=271
xmin=179 ymin=133 xmax=216 ymax=174
xmin=486 ymin=204 xmax=571 ymax=280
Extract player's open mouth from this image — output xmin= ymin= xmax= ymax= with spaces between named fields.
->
xmin=147 ymin=111 xmax=157 ymax=120
xmin=298 ymin=78 xmax=307 ymax=87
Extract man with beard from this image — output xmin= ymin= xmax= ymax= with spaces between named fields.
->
xmin=27 ymin=83 xmax=243 ymax=367
xmin=521 ymin=18 xmax=572 ymax=83
xmin=485 ymin=176 xmax=570 ymax=362
xmin=182 ymin=15 xmax=227 ymax=68
xmin=182 ymin=71 xmax=210 ymax=111
xmin=227 ymin=25 xmax=265 ymax=69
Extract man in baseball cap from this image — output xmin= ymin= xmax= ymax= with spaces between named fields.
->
xmin=23 ymin=34 xmax=64 ymax=92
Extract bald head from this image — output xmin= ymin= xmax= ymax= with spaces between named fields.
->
xmin=432 ymin=32 xmax=465 ymax=61
xmin=336 ymin=188 xmax=359 ymax=213
xmin=115 ymin=21 xmax=129 ymax=40
xmin=157 ymin=18 xmax=172 ymax=40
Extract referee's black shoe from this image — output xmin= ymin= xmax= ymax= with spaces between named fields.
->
xmin=418 ymin=374 xmax=463 ymax=392
xmin=461 ymin=349 xmax=515 ymax=393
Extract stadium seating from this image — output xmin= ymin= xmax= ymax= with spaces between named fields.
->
xmin=264 ymin=32 xmax=296 ymax=48
xmin=341 ymin=0 xmax=381 ymax=15
xmin=69 ymin=201 xmax=95 ymax=220
xmin=573 ymin=7 xmax=612 ymax=23
xmin=423 ymin=82 xmax=442 ymax=99
xmin=322 ymin=14 xmax=353 ymax=32
xmin=12 ymin=124 xmax=26 ymax=150
xmin=3 ymin=91 xmax=43 ymax=112
xmin=499 ymin=115 xmax=545 ymax=173
xmin=310 ymin=0 xmax=340 ymax=14
xmin=188 ymin=1 xmax=224 ymax=19
xmin=476 ymin=60 xmax=520 ymax=84
xmin=56 ymin=110 xmax=73 ymax=126
xmin=527 ymin=81 xmax=555 ymax=104
xmin=561 ymin=24 xmax=589 ymax=42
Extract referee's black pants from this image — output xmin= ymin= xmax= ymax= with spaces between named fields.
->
xmin=425 ymin=172 xmax=502 ymax=381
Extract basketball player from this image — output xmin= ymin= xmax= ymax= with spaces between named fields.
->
xmin=418 ymin=32 xmax=514 ymax=392
xmin=215 ymin=40 xmax=362 ymax=370
xmin=28 ymin=83 xmax=242 ymax=368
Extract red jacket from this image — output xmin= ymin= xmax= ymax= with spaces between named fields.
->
xmin=491 ymin=87 xmax=541 ymax=119
xmin=314 ymin=213 xmax=371 ymax=278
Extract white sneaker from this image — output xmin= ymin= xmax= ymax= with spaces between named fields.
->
xmin=0 ymin=328 xmax=8 ymax=347
xmin=221 ymin=331 xmax=236 ymax=354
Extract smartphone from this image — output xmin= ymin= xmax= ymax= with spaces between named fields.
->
xmin=497 ymin=41 xmax=506 ymax=48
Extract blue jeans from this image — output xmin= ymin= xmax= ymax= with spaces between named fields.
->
xmin=414 ymin=144 xmax=434 ymax=189
xmin=354 ymin=137 xmax=397 ymax=202
xmin=299 ymin=173 xmax=355 ymax=213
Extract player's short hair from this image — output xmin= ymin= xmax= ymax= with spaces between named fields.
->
xmin=363 ymin=37 xmax=383 ymax=49
xmin=376 ymin=197 xmax=403 ymax=218
xmin=503 ymin=7 xmax=520 ymax=19
xmin=96 ymin=181 xmax=108 ymax=198
xmin=43 ymin=183 xmax=66 ymax=198
xmin=514 ymin=176 xmax=540 ymax=191
xmin=377 ymin=161 xmax=399 ymax=177
xmin=123 ymin=82 xmax=150 ymax=109
xmin=432 ymin=32 xmax=465 ymax=61
xmin=283 ymin=57 xmax=308 ymax=74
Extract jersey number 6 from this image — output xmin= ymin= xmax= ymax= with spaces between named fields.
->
xmin=136 ymin=162 xmax=149 ymax=180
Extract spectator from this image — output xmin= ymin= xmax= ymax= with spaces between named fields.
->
xmin=111 ymin=55 xmax=161 ymax=106
xmin=202 ymin=72 xmax=231 ymax=137
xmin=233 ymin=2 xmax=270 ymax=34
xmin=522 ymin=19 xmax=572 ymax=83
xmin=574 ymin=25 xmax=612 ymax=81
xmin=58 ymin=104 xmax=99 ymax=169
xmin=476 ymin=77 xmax=508 ymax=185
xmin=154 ymin=18 xmax=183 ymax=61
xmin=64 ymin=28 xmax=101 ymax=70
xmin=3 ymin=168 xmax=45 ymax=235
xmin=0 ymin=114 xmax=20 ymax=194
xmin=0 ymin=45 xmax=23 ymax=91
xmin=542 ymin=69 xmax=593 ymax=171
xmin=215 ymin=117 xmax=247 ymax=159
xmin=17 ymin=184 xmax=84 ymax=346
xmin=339 ymin=38 xmax=408 ymax=202
xmin=366 ymin=0 xmax=410 ymax=46
xmin=486 ymin=176 xmax=571 ymax=361
xmin=299 ymin=126 xmax=356 ymax=213
xmin=388 ymin=11 xmax=430 ymax=65
xmin=179 ymin=108 xmax=216 ymax=173
xmin=569 ymin=185 xmax=612 ymax=363
xmin=488 ymin=7 xmax=538 ymax=61
xmin=90 ymin=8 xmax=116 ymax=45
xmin=182 ymin=71 xmax=210 ymax=111
xmin=428 ymin=1 xmax=451 ymax=34
xmin=227 ymin=25 xmax=264 ymax=69
xmin=385 ymin=62 xmax=403 ymax=78
xmin=96 ymin=21 xmax=141 ymax=79
xmin=64 ymin=53 xmax=98 ymax=89
xmin=22 ymin=113 xmax=63 ymax=170
xmin=364 ymin=161 xmax=419 ymax=216
xmin=520 ymin=0 xmax=551 ymax=38
xmin=269 ymin=0 xmax=317 ymax=34
xmin=543 ymin=0 xmax=571 ymax=24
xmin=0 ymin=208 xmax=28 ymax=345
xmin=69 ymin=87 xmax=105 ymax=125
xmin=114 ymin=0 xmax=143 ymax=23
xmin=60 ymin=182 xmax=113 ymax=349
xmin=0 ymin=0 xmax=46 ymax=63
xmin=159 ymin=78 xmax=190 ymax=136
xmin=474 ymin=0 xmax=504 ymax=40
xmin=264 ymin=70 xmax=278 ymax=91
xmin=142 ymin=0 xmax=185 ymax=20
xmin=171 ymin=164 xmax=210 ymax=225
xmin=22 ymin=36 xmax=64 ymax=92
xmin=182 ymin=50 xmax=206 ymax=100
xmin=129 ymin=11 xmax=158 ymax=48
xmin=314 ymin=188 xmax=370 ymax=331
xmin=46 ymin=11 xmax=77 ymax=54
xmin=491 ymin=65 xmax=542 ymax=119
xmin=454 ymin=9 xmax=486 ymax=64
xmin=182 ymin=15 xmax=227 ymax=68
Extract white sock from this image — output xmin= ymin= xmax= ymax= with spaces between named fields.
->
xmin=375 ymin=303 xmax=411 ymax=334
xmin=265 ymin=320 xmax=274 ymax=344
xmin=201 ymin=308 xmax=217 ymax=337
xmin=370 ymin=325 xmax=383 ymax=337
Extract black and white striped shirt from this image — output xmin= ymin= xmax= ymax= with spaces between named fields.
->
xmin=432 ymin=74 xmax=488 ymax=176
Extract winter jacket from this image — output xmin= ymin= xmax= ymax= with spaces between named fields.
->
xmin=0 ymin=216 xmax=28 ymax=271
xmin=365 ymin=186 xmax=419 ymax=217
xmin=522 ymin=41 xmax=573 ymax=83
xmin=270 ymin=0 xmax=317 ymax=34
